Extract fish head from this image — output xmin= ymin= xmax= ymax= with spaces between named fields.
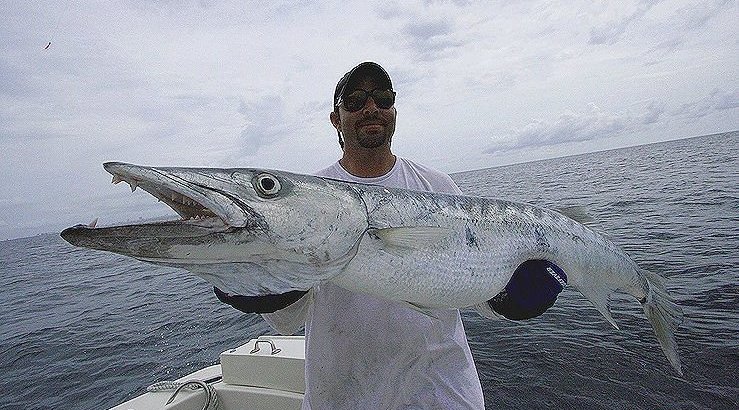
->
xmin=61 ymin=162 xmax=368 ymax=270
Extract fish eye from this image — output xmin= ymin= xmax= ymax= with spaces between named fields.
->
xmin=253 ymin=173 xmax=281 ymax=197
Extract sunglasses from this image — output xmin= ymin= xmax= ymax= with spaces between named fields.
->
xmin=337 ymin=88 xmax=396 ymax=112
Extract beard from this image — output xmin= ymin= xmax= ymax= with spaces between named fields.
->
xmin=356 ymin=130 xmax=389 ymax=148
xmin=352 ymin=116 xmax=394 ymax=148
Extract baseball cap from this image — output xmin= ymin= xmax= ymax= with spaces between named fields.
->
xmin=334 ymin=62 xmax=393 ymax=109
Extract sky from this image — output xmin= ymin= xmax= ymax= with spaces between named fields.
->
xmin=0 ymin=0 xmax=737 ymax=240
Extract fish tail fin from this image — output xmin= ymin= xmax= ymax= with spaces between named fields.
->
xmin=641 ymin=270 xmax=684 ymax=376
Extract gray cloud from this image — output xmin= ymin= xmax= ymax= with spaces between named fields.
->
xmin=236 ymin=95 xmax=288 ymax=154
xmin=0 ymin=59 xmax=37 ymax=98
xmin=374 ymin=2 xmax=468 ymax=61
xmin=404 ymin=19 xmax=452 ymax=40
xmin=374 ymin=2 xmax=407 ymax=20
xmin=645 ymin=0 xmax=733 ymax=58
xmin=589 ymin=0 xmax=661 ymax=45
xmin=672 ymin=88 xmax=739 ymax=119
xmin=400 ymin=18 xmax=466 ymax=60
xmin=486 ymin=104 xmax=629 ymax=153
xmin=487 ymin=87 xmax=737 ymax=153
xmin=423 ymin=0 xmax=472 ymax=6
xmin=671 ymin=0 xmax=732 ymax=31
xmin=641 ymin=100 xmax=666 ymax=124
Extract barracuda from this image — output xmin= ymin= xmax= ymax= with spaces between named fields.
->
xmin=61 ymin=161 xmax=683 ymax=375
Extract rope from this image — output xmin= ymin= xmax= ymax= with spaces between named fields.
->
xmin=147 ymin=378 xmax=220 ymax=410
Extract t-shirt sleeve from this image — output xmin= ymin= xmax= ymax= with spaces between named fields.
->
xmin=407 ymin=159 xmax=463 ymax=195
xmin=433 ymin=172 xmax=463 ymax=195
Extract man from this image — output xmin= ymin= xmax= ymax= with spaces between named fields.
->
xmin=217 ymin=62 xmax=485 ymax=409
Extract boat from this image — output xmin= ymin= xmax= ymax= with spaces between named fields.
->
xmin=110 ymin=335 xmax=305 ymax=410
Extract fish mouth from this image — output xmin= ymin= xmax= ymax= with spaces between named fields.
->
xmin=61 ymin=162 xmax=250 ymax=251
xmin=103 ymin=161 xmax=232 ymax=226
xmin=65 ymin=161 xmax=255 ymax=239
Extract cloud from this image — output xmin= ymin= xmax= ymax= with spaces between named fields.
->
xmin=401 ymin=18 xmax=465 ymax=60
xmin=486 ymin=87 xmax=737 ymax=153
xmin=644 ymin=0 xmax=733 ymax=57
xmin=374 ymin=1 xmax=470 ymax=61
xmin=672 ymin=88 xmax=739 ymax=119
xmin=236 ymin=95 xmax=289 ymax=154
xmin=641 ymin=100 xmax=666 ymax=124
xmin=589 ymin=0 xmax=660 ymax=45
xmin=0 ymin=59 xmax=37 ymax=98
xmin=671 ymin=0 xmax=732 ymax=31
xmin=424 ymin=0 xmax=472 ymax=6
xmin=375 ymin=2 xmax=408 ymax=20
xmin=487 ymin=104 xmax=629 ymax=153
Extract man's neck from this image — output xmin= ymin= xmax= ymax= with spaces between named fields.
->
xmin=339 ymin=149 xmax=396 ymax=178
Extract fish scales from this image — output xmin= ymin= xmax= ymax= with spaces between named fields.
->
xmin=333 ymin=185 xmax=621 ymax=309
xmin=60 ymin=162 xmax=683 ymax=375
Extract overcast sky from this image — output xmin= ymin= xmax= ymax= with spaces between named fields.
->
xmin=1 ymin=0 xmax=736 ymax=240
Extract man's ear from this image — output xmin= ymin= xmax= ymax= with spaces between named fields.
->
xmin=330 ymin=111 xmax=341 ymax=131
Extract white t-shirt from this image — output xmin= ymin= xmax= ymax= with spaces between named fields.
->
xmin=263 ymin=157 xmax=485 ymax=410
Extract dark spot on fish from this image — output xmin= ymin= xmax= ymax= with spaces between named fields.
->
xmin=465 ymin=226 xmax=480 ymax=249
xmin=534 ymin=226 xmax=549 ymax=250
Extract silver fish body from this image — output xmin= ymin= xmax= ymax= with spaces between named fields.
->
xmin=61 ymin=162 xmax=683 ymax=375
xmin=334 ymin=187 xmax=644 ymax=311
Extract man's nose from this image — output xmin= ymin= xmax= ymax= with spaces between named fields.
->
xmin=362 ymin=96 xmax=380 ymax=114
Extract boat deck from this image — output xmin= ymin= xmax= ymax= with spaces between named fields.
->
xmin=110 ymin=335 xmax=305 ymax=410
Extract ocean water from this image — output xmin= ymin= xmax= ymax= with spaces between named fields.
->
xmin=1 ymin=131 xmax=737 ymax=409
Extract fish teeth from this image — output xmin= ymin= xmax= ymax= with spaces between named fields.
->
xmin=164 ymin=190 xmax=201 ymax=208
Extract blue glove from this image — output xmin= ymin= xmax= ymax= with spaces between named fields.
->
xmin=488 ymin=260 xmax=567 ymax=320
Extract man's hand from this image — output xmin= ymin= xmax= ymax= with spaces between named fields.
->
xmin=214 ymin=287 xmax=308 ymax=314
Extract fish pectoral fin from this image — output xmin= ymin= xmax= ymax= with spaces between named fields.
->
xmin=371 ymin=226 xmax=451 ymax=250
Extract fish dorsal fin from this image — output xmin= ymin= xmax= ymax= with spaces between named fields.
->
xmin=371 ymin=226 xmax=451 ymax=250
xmin=556 ymin=206 xmax=595 ymax=226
